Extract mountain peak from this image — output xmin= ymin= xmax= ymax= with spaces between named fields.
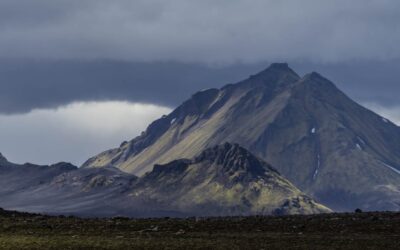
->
xmin=258 ymin=62 xmax=297 ymax=75
xmin=303 ymin=71 xmax=328 ymax=81
xmin=248 ymin=63 xmax=300 ymax=86
xmin=299 ymin=71 xmax=339 ymax=92
xmin=269 ymin=62 xmax=290 ymax=69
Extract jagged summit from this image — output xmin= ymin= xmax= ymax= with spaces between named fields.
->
xmin=194 ymin=143 xmax=273 ymax=175
xmin=256 ymin=62 xmax=294 ymax=74
xmin=304 ymin=71 xmax=325 ymax=79
xmin=245 ymin=62 xmax=300 ymax=88
xmin=300 ymin=71 xmax=335 ymax=86
xmin=149 ymin=143 xmax=273 ymax=180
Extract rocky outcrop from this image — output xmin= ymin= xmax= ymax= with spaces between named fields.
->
xmin=129 ymin=143 xmax=331 ymax=216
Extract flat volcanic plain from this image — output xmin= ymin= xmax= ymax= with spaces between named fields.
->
xmin=0 ymin=208 xmax=399 ymax=249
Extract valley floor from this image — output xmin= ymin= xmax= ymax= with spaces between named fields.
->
xmin=0 ymin=209 xmax=400 ymax=249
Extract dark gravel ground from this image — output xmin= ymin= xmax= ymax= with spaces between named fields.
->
xmin=1 ymin=208 xmax=400 ymax=249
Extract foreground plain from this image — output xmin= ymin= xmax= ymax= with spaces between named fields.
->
xmin=1 ymin=208 xmax=400 ymax=249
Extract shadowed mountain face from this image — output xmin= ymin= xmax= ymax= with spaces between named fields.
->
xmin=0 ymin=144 xmax=329 ymax=217
xmin=83 ymin=63 xmax=400 ymax=211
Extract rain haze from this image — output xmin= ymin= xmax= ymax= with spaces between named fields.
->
xmin=0 ymin=0 xmax=399 ymax=165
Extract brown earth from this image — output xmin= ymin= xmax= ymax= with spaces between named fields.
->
xmin=1 ymin=208 xmax=399 ymax=249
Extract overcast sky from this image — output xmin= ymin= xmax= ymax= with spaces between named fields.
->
xmin=0 ymin=0 xmax=399 ymax=165
xmin=1 ymin=0 xmax=399 ymax=63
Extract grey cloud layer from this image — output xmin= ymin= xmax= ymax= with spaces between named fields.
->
xmin=0 ymin=0 xmax=399 ymax=63
xmin=0 ymin=60 xmax=267 ymax=113
xmin=0 ymin=59 xmax=399 ymax=114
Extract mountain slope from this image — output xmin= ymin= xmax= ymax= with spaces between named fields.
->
xmin=83 ymin=63 xmax=301 ymax=175
xmin=0 ymin=155 xmax=77 ymax=195
xmin=0 ymin=145 xmax=329 ymax=216
xmin=83 ymin=63 xmax=400 ymax=211
xmin=0 ymin=155 xmax=139 ymax=217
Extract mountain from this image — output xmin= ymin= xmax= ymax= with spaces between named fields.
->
xmin=83 ymin=63 xmax=400 ymax=211
xmin=130 ymin=143 xmax=330 ymax=216
xmin=0 ymin=145 xmax=329 ymax=216
xmin=0 ymin=155 xmax=138 ymax=217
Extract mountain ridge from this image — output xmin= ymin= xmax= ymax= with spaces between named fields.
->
xmin=0 ymin=143 xmax=330 ymax=216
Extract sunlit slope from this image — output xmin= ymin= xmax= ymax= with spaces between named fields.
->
xmin=82 ymin=63 xmax=300 ymax=174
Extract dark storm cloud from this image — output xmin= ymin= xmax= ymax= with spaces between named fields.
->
xmin=0 ymin=60 xmax=268 ymax=114
xmin=0 ymin=59 xmax=399 ymax=114
xmin=0 ymin=0 xmax=399 ymax=63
